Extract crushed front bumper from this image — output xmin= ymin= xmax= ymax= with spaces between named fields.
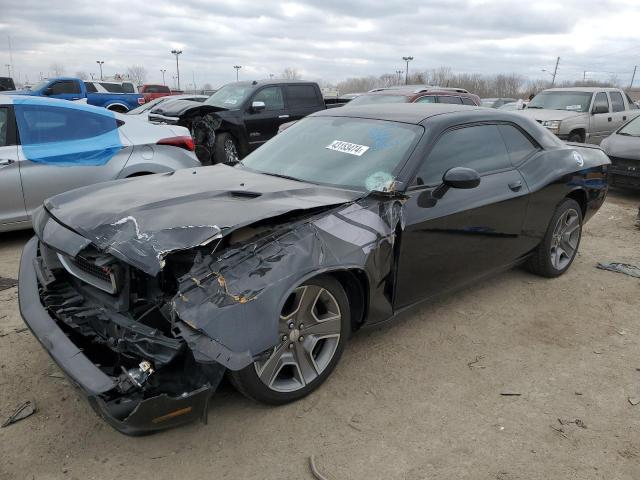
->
xmin=18 ymin=237 xmax=222 ymax=435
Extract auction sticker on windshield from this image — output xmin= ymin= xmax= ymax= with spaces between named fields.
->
xmin=326 ymin=140 xmax=370 ymax=156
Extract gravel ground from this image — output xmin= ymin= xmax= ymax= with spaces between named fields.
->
xmin=0 ymin=191 xmax=639 ymax=480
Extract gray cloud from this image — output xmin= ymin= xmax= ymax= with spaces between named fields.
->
xmin=1 ymin=0 xmax=639 ymax=87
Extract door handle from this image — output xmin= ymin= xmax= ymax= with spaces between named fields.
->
xmin=623 ymin=116 xmax=627 ymax=121
xmin=608 ymin=117 xmax=612 ymax=122
xmin=0 ymin=159 xmax=15 ymax=167
xmin=278 ymin=115 xmax=290 ymax=119
xmin=508 ymin=180 xmax=522 ymax=192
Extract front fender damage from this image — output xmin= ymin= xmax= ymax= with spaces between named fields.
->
xmin=171 ymin=198 xmax=404 ymax=371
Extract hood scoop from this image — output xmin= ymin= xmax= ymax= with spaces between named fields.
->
xmin=229 ymin=190 xmax=262 ymax=199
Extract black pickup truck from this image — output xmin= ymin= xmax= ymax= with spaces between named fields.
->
xmin=148 ymin=79 xmax=344 ymax=164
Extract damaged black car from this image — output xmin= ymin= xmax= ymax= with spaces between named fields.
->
xmin=19 ymin=104 xmax=610 ymax=434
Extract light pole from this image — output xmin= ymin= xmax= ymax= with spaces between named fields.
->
xmin=234 ymin=65 xmax=242 ymax=82
xmin=402 ymin=56 xmax=413 ymax=85
xmin=160 ymin=69 xmax=166 ymax=85
xmin=90 ymin=72 xmax=94 ymax=80
xmin=171 ymin=49 xmax=182 ymax=90
xmin=96 ymin=61 xmax=104 ymax=80
xmin=396 ymin=70 xmax=403 ymax=85
xmin=5 ymin=64 xmax=10 ymax=77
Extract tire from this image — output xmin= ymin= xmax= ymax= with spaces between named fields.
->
xmin=214 ymin=132 xmax=239 ymax=164
xmin=567 ymin=131 xmax=584 ymax=143
xmin=229 ymin=275 xmax=351 ymax=405
xmin=526 ymin=198 xmax=583 ymax=278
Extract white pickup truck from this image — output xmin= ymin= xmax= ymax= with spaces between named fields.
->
xmin=519 ymin=87 xmax=640 ymax=144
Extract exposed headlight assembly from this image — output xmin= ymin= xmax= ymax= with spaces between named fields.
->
xmin=541 ymin=120 xmax=561 ymax=132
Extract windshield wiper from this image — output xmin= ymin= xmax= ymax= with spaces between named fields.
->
xmin=526 ymin=106 xmax=543 ymax=109
xmin=617 ymin=132 xmax=638 ymax=137
xmin=259 ymin=171 xmax=306 ymax=183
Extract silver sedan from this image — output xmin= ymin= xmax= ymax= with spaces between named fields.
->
xmin=0 ymin=95 xmax=201 ymax=232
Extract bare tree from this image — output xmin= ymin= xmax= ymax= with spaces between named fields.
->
xmin=50 ymin=63 xmax=65 ymax=77
xmin=74 ymin=71 xmax=88 ymax=80
xmin=126 ymin=65 xmax=147 ymax=86
xmin=282 ymin=68 xmax=300 ymax=80
xmin=202 ymin=83 xmax=213 ymax=90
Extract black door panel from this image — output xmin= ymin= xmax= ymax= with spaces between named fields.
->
xmin=395 ymin=169 xmax=530 ymax=308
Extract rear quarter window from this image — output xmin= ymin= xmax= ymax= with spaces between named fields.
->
xmin=497 ymin=124 xmax=539 ymax=165
xmin=287 ymin=85 xmax=322 ymax=107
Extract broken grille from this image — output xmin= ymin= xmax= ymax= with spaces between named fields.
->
xmin=57 ymin=253 xmax=119 ymax=294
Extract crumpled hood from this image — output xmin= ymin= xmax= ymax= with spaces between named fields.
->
xmin=43 ymin=164 xmax=361 ymax=275
xmin=518 ymin=108 xmax=584 ymax=121
xmin=151 ymin=100 xmax=228 ymax=118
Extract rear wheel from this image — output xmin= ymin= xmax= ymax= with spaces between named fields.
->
xmin=229 ymin=275 xmax=350 ymax=404
xmin=526 ymin=198 xmax=582 ymax=277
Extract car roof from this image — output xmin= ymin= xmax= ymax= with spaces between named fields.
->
xmin=364 ymin=86 xmax=470 ymax=97
xmin=312 ymin=103 xmax=482 ymax=124
xmin=542 ymin=87 xmax=621 ymax=93
xmin=228 ymin=79 xmax=317 ymax=87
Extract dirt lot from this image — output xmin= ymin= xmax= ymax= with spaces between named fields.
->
xmin=0 ymin=191 xmax=639 ymax=480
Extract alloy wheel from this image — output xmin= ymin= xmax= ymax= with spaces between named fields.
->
xmin=550 ymin=208 xmax=580 ymax=270
xmin=224 ymin=138 xmax=239 ymax=163
xmin=254 ymin=285 xmax=342 ymax=393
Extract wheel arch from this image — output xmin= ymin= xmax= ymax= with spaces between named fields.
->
xmin=566 ymin=188 xmax=588 ymax=217
xmin=106 ymin=103 xmax=129 ymax=113
xmin=277 ymin=267 xmax=370 ymax=333
xmin=568 ymin=128 xmax=586 ymax=142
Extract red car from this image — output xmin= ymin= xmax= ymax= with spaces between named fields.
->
xmin=138 ymin=84 xmax=173 ymax=102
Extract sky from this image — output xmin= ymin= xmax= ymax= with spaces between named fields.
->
xmin=2 ymin=0 xmax=640 ymax=88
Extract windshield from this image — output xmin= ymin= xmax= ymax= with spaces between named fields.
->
xmin=347 ymin=94 xmax=409 ymax=106
xmin=527 ymin=91 xmax=592 ymax=112
xmin=204 ymin=84 xmax=253 ymax=109
xmin=481 ymin=99 xmax=497 ymax=107
xmin=240 ymin=116 xmax=423 ymax=191
xmin=618 ymin=116 xmax=640 ymax=136
xmin=31 ymin=80 xmax=50 ymax=91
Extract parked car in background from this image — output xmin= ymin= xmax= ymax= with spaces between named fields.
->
xmin=138 ymin=84 xmax=173 ymax=103
xmin=0 ymin=77 xmax=16 ymax=91
xmin=346 ymin=86 xmax=481 ymax=107
xmin=600 ymin=115 xmax=640 ymax=190
xmin=3 ymin=77 xmax=145 ymax=112
xmin=18 ymin=103 xmax=609 ymax=433
xmin=127 ymin=94 xmax=208 ymax=121
xmin=149 ymin=79 xmax=343 ymax=164
xmin=498 ymin=101 xmax=527 ymax=111
xmin=0 ymin=95 xmax=200 ymax=232
xmin=520 ymin=87 xmax=640 ymax=144
xmin=481 ymin=98 xmax=517 ymax=108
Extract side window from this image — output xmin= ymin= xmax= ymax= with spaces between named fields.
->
xmin=252 ymin=87 xmax=285 ymax=111
xmin=497 ymin=124 xmax=539 ymax=165
xmin=414 ymin=124 xmax=511 ymax=186
xmin=50 ymin=80 xmax=81 ymax=95
xmin=99 ymin=82 xmax=124 ymax=93
xmin=415 ymin=95 xmax=436 ymax=104
xmin=0 ymin=107 xmax=8 ymax=147
xmin=593 ymin=92 xmax=609 ymax=113
xmin=14 ymin=105 xmax=119 ymax=144
xmin=84 ymin=82 xmax=97 ymax=93
xmin=287 ymin=85 xmax=321 ymax=107
xmin=610 ymin=92 xmax=625 ymax=112
xmin=437 ymin=96 xmax=463 ymax=104
xmin=625 ymin=93 xmax=638 ymax=109
xmin=461 ymin=97 xmax=476 ymax=106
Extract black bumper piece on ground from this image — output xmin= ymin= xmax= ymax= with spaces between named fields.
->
xmin=18 ymin=237 xmax=219 ymax=435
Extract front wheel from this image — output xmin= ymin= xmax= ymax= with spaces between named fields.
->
xmin=229 ymin=275 xmax=350 ymax=404
xmin=526 ymin=198 xmax=583 ymax=277
xmin=214 ymin=133 xmax=239 ymax=164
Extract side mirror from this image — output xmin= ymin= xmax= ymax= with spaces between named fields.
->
xmin=43 ymin=87 xmax=53 ymax=96
xmin=442 ymin=167 xmax=481 ymax=189
xmin=251 ymin=101 xmax=266 ymax=113
xmin=592 ymin=104 xmax=608 ymax=115
xmin=417 ymin=167 xmax=480 ymax=207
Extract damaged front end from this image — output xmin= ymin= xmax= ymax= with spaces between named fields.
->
xmin=19 ymin=167 xmax=403 ymax=433
xmin=20 ymin=234 xmax=225 ymax=434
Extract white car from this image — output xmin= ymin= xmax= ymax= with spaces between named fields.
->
xmin=127 ymin=94 xmax=208 ymax=121
xmin=0 ymin=95 xmax=201 ymax=232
